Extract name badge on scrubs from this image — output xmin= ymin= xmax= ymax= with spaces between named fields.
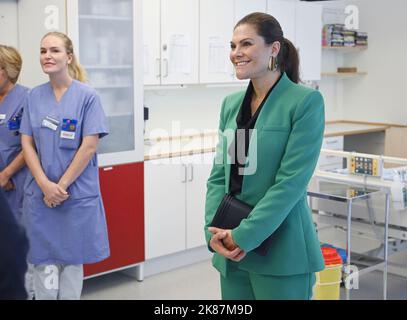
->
xmin=41 ymin=116 xmax=59 ymax=131
xmin=60 ymin=119 xmax=77 ymax=140
xmin=0 ymin=113 xmax=6 ymax=124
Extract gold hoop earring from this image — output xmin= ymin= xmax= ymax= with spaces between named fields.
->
xmin=268 ymin=56 xmax=278 ymax=71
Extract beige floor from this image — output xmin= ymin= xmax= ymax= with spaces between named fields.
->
xmin=82 ymin=259 xmax=221 ymax=300
xmin=81 ymin=257 xmax=407 ymax=300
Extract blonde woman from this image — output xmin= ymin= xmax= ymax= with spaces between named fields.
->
xmin=20 ymin=32 xmax=110 ymax=300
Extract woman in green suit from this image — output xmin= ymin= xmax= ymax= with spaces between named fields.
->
xmin=205 ymin=12 xmax=325 ymax=300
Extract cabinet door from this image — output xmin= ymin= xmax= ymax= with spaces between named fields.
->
xmin=143 ymin=0 xmax=161 ymax=85
xmin=67 ymin=0 xmax=144 ymax=166
xmin=84 ymin=162 xmax=144 ymax=277
xmin=184 ymin=153 xmax=215 ymax=249
xmin=295 ymin=2 xmax=322 ymax=81
xmin=144 ymin=159 xmax=187 ymax=259
xmin=199 ymin=0 xmax=235 ymax=83
xmin=267 ymin=0 xmax=296 ymax=44
xmin=234 ymin=0 xmax=267 ymax=23
xmin=160 ymin=0 xmax=199 ymax=84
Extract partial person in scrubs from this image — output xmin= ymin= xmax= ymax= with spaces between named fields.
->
xmin=0 ymin=45 xmax=29 ymax=224
xmin=20 ymin=32 xmax=110 ymax=300
xmin=0 ymin=44 xmax=34 ymax=299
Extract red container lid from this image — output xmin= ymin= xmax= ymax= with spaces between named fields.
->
xmin=321 ymin=247 xmax=342 ymax=265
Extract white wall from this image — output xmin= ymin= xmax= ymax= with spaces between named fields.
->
xmin=342 ymin=0 xmax=407 ymax=125
xmin=144 ymin=85 xmax=246 ymax=137
xmin=17 ymin=0 xmax=67 ymax=88
xmin=0 ymin=0 xmax=18 ymax=49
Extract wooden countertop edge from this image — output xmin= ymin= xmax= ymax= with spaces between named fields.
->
xmin=326 ymin=120 xmax=407 ymax=128
xmin=324 ymin=126 xmax=391 ymax=137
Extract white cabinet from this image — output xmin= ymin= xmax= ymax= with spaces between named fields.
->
xmin=234 ymin=0 xmax=267 ymax=23
xmin=160 ymin=0 xmax=199 ymax=85
xmin=199 ymin=0 xmax=235 ymax=83
xmin=67 ymin=0 xmax=144 ymax=166
xmin=267 ymin=0 xmax=322 ymax=81
xmin=142 ymin=0 xmax=199 ymax=85
xmin=267 ymin=0 xmax=296 ymax=44
xmin=295 ymin=1 xmax=322 ymax=81
xmin=318 ymin=136 xmax=344 ymax=171
xmin=185 ymin=153 xmax=214 ymax=249
xmin=144 ymin=159 xmax=187 ymax=259
xmin=143 ymin=0 xmax=161 ymax=85
xmin=144 ymin=152 xmax=215 ymax=259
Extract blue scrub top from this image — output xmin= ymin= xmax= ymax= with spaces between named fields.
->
xmin=20 ymin=80 xmax=110 ymax=265
xmin=0 ymin=84 xmax=29 ymax=224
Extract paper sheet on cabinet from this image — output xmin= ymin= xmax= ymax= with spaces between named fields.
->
xmin=208 ymin=36 xmax=228 ymax=74
xmin=169 ymin=34 xmax=191 ymax=75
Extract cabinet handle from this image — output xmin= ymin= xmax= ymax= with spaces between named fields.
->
xmin=155 ymin=58 xmax=161 ymax=78
xmin=163 ymin=58 xmax=169 ymax=78
xmin=188 ymin=164 xmax=194 ymax=182
xmin=181 ymin=164 xmax=187 ymax=183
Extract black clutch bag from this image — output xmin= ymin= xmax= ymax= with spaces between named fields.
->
xmin=210 ymin=193 xmax=272 ymax=256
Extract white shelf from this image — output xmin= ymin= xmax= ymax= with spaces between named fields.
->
xmin=322 ymin=45 xmax=368 ymax=53
xmin=79 ymin=14 xmax=132 ymax=21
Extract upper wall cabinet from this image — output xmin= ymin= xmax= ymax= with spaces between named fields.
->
xmin=234 ymin=0 xmax=267 ymax=24
xmin=295 ymin=1 xmax=322 ymax=81
xmin=143 ymin=0 xmax=199 ymax=86
xmin=267 ymin=0 xmax=322 ymax=81
xmin=143 ymin=0 xmax=161 ymax=85
xmin=199 ymin=0 xmax=235 ymax=83
xmin=267 ymin=0 xmax=296 ymax=44
xmin=161 ymin=0 xmax=199 ymax=85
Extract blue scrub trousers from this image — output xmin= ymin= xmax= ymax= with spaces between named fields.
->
xmin=220 ymin=266 xmax=316 ymax=300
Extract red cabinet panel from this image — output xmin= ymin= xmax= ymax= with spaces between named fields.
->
xmin=84 ymin=162 xmax=144 ymax=277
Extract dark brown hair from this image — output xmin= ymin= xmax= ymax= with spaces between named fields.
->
xmin=235 ymin=12 xmax=300 ymax=83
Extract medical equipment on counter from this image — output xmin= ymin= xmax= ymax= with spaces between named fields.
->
xmin=312 ymin=149 xmax=407 ymax=266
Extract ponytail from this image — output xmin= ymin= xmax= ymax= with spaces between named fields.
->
xmin=279 ymin=38 xmax=300 ymax=84
xmin=68 ymin=53 xmax=87 ymax=83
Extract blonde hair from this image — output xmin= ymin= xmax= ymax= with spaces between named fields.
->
xmin=0 ymin=45 xmax=23 ymax=84
xmin=42 ymin=31 xmax=88 ymax=83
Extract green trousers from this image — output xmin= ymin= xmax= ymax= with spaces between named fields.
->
xmin=220 ymin=265 xmax=316 ymax=300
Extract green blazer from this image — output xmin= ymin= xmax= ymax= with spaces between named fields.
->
xmin=205 ymin=73 xmax=325 ymax=276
